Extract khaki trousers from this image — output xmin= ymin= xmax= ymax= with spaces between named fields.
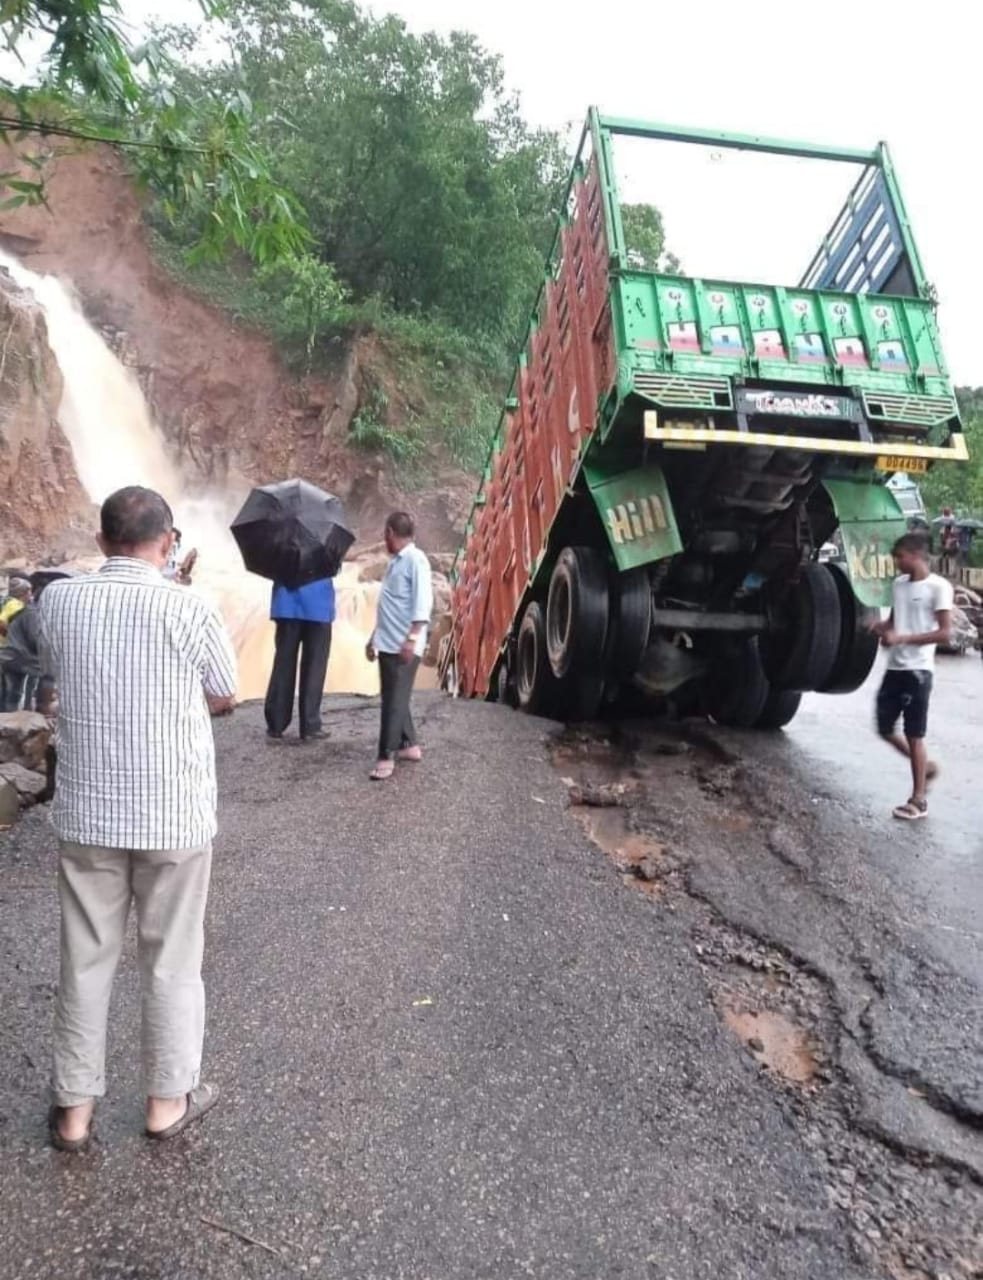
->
xmin=51 ymin=841 xmax=212 ymax=1107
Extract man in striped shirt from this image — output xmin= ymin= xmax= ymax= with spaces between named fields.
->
xmin=39 ymin=486 xmax=237 ymax=1151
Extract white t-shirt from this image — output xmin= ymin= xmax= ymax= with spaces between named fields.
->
xmin=887 ymin=572 xmax=954 ymax=672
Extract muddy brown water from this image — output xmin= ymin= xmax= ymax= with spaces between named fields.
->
xmin=721 ymin=1002 xmax=819 ymax=1084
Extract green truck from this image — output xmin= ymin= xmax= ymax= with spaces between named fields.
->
xmin=445 ymin=112 xmax=967 ymax=728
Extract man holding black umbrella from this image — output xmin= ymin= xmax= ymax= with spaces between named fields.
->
xmin=265 ymin=575 xmax=334 ymax=741
xmin=231 ymin=479 xmax=354 ymax=744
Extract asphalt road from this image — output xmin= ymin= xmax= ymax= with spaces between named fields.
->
xmin=0 ymin=679 xmax=980 ymax=1279
xmin=787 ymin=648 xmax=982 ymax=938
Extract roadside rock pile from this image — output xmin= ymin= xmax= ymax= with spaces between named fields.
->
xmin=0 ymin=711 xmax=51 ymax=816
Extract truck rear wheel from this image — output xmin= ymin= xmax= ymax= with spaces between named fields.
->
xmin=818 ymin=563 xmax=880 ymax=694
xmin=494 ymin=659 xmax=518 ymax=708
xmin=706 ymin=638 xmax=770 ymax=728
xmin=516 ymin=601 xmax=560 ymax=715
xmin=546 ymin=546 xmax=609 ymax=680
xmin=762 ymin=563 xmax=842 ymax=692
xmin=565 ymin=671 xmax=605 ymax=722
xmin=606 ymin=566 xmax=651 ymax=680
xmin=755 ymin=687 xmax=802 ymax=730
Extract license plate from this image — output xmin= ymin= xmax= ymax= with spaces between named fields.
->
xmin=876 ymin=454 xmax=929 ymax=475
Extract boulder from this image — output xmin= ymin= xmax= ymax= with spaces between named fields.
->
xmin=0 ymin=778 xmax=19 ymax=825
xmin=0 ymin=759 xmax=47 ymax=802
xmin=425 ymin=611 xmax=452 ymax=668
xmin=428 ymin=552 xmax=456 ymax=577
xmin=431 ymin=571 xmax=452 ymax=619
xmin=0 ymin=709 xmax=51 ymax=769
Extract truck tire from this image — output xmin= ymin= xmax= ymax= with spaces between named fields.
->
xmin=495 ymin=659 xmax=518 ymax=708
xmin=707 ymin=638 xmax=770 ymax=728
xmin=516 ymin=601 xmax=560 ymax=715
xmin=818 ymin=563 xmax=880 ymax=694
xmin=546 ymin=546 xmax=609 ymax=680
xmin=755 ymin=687 xmax=802 ymax=730
xmin=565 ymin=671 xmax=606 ymax=722
xmin=606 ymin=566 xmax=651 ymax=679
xmin=762 ymin=563 xmax=842 ymax=692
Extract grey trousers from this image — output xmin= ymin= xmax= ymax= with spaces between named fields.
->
xmin=377 ymin=653 xmax=421 ymax=759
xmin=51 ymin=841 xmax=212 ymax=1107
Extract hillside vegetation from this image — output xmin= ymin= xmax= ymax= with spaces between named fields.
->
xmin=142 ymin=0 xmax=569 ymax=472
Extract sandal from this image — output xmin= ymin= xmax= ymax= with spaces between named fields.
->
xmin=145 ymin=1082 xmax=220 ymax=1141
xmin=369 ymin=760 xmax=395 ymax=781
xmin=48 ymin=1105 xmax=94 ymax=1153
xmin=396 ymin=745 xmax=422 ymax=762
xmin=893 ymin=798 xmax=928 ymax=821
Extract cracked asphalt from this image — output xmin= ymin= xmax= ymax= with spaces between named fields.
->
xmin=0 ymin=673 xmax=980 ymax=1279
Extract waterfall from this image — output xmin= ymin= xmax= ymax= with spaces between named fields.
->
xmin=0 ymin=248 xmax=382 ymax=700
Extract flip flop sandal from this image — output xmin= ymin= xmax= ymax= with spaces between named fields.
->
xmin=145 ymin=1082 xmax=220 ymax=1141
xmin=369 ymin=761 xmax=395 ymax=781
xmin=396 ymin=746 xmax=422 ymax=762
xmin=48 ymin=1105 xmax=94 ymax=1153
xmin=893 ymin=799 xmax=928 ymax=821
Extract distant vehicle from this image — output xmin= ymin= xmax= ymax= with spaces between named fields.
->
xmin=818 ymin=536 xmax=845 ymax=566
xmin=444 ymin=111 xmax=968 ymax=731
xmin=938 ymin=607 xmax=979 ymax=656
xmin=886 ymin=473 xmax=927 ymax=528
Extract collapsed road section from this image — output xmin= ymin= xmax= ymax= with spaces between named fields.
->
xmin=555 ymin=713 xmax=982 ymax=1280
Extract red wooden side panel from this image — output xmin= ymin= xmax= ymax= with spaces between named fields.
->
xmin=452 ymin=146 xmax=615 ymax=697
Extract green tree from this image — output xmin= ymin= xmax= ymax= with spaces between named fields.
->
xmin=920 ymin=388 xmax=983 ymax=516
xmin=0 ymin=0 xmax=308 ymax=262
xmin=157 ymin=0 xmax=567 ymax=350
xmin=620 ymin=202 xmax=680 ymax=274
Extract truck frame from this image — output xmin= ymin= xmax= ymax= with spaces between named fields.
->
xmin=443 ymin=110 xmax=967 ymax=728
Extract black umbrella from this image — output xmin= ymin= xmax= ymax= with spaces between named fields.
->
xmin=30 ymin=565 xmax=80 ymax=595
xmin=230 ymin=479 xmax=355 ymax=587
xmin=931 ymin=515 xmax=983 ymax=529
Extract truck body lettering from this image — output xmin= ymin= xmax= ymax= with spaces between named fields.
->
xmin=607 ymin=494 xmax=668 ymax=544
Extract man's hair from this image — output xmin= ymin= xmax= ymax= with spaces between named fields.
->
xmin=385 ymin=511 xmax=415 ymax=540
xmin=893 ymin=532 xmax=930 ymax=558
xmin=101 ymin=486 xmax=174 ymax=549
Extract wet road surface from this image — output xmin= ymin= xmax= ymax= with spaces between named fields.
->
xmin=787 ymin=650 xmax=983 ymax=936
xmin=1 ymin=687 xmax=980 ymax=1279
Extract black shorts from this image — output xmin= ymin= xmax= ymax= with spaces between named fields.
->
xmin=876 ymin=669 xmax=933 ymax=740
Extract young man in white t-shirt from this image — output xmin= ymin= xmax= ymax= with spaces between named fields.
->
xmin=871 ymin=533 xmax=953 ymax=821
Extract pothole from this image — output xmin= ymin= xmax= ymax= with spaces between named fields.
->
xmin=721 ymin=1001 xmax=818 ymax=1084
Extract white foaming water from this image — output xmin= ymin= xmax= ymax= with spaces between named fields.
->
xmin=0 ymin=248 xmax=382 ymax=698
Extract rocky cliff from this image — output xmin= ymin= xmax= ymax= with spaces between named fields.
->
xmin=0 ymin=145 xmax=473 ymax=557
xmin=0 ymin=272 xmax=91 ymax=562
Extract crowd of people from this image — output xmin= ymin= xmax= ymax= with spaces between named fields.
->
xmin=33 ymin=485 xmax=432 ymax=1151
xmin=0 ymin=574 xmax=53 ymax=714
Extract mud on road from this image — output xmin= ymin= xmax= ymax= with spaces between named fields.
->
xmin=555 ymin=716 xmax=983 ymax=1280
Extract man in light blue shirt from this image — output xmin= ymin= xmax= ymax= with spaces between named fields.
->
xmin=265 ymin=576 xmax=335 ymax=741
xmin=365 ymin=512 xmax=433 ymax=780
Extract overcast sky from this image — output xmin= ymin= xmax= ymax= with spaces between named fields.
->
xmin=142 ymin=1 xmax=977 ymax=382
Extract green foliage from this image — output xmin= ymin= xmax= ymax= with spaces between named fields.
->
xmin=920 ymin=388 xmax=983 ymax=516
xmin=255 ymin=254 xmax=348 ymax=368
xmin=0 ymin=0 xmax=308 ymax=260
xmin=621 ymin=202 xmax=680 ymax=273
xmin=155 ymin=0 xmax=567 ymax=354
xmin=350 ymin=382 xmax=423 ymax=466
